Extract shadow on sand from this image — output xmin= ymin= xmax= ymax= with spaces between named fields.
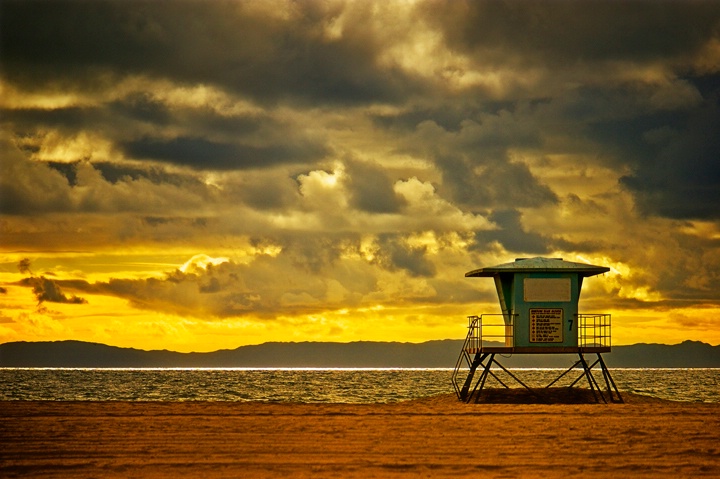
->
xmin=467 ymin=387 xmax=623 ymax=404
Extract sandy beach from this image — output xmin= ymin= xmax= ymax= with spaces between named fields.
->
xmin=2 ymin=393 xmax=719 ymax=478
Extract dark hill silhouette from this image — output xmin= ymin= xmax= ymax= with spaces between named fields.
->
xmin=1 ymin=339 xmax=718 ymax=368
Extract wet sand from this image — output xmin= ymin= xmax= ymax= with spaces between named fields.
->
xmin=2 ymin=392 xmax=719 ymax=478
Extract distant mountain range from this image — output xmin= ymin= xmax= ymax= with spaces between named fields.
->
xmin=1 ymin=339 xmax=719 ymax=368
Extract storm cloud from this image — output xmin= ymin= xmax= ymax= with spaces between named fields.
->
xmin=2 ymin=0 xmax=720 ymax=349
xmin=22 ymin=277 xmax=87 ymax=306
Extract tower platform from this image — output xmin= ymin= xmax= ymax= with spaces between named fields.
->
xmin=452 ymin=313 xmax=622 ymax=404
xmin=464 ymin=346 xmax=611 ymax=354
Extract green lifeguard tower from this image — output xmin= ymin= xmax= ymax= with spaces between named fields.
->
xmin=451 ymin=257 xmax=623 ymax=403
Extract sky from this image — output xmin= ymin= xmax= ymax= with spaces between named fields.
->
xmin=1 ymin=0 xmax=720 ymax=352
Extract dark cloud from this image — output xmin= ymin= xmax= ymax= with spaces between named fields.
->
xmin=2 ymin=96 xmax=257 ymax=136
xmin=373 ymin=99 xmax=553 ymax=132
xmin=0 ymin=0 xmax=422 ymax=105
xmin=43 ymin=160 xmax=229 ymax=212
xmin=619 ymin=88 xmax=720 ymax=220
xmin=0 ymin=143 xmax=75 ymax=215
xmin=438 ymin=154 xmax=558 ymax=211
xmin=4 ymin=99 xmax=326 ymax=172
xmin=108 ymin=94 xmax=174 ymax=126
xmin=0 ymin=138 xmax=221 ymax=216
xmin=46 ymin=162 xmax=80 ymax=187
xmin=393 ymin=106 xmax=556 ymax=212
xmin=1 ymin=106 xmax=101 ymax=132
xmin=91 ymin=162 xmax=206 ymax=188
xmin=374 ymin=235 xmax=436 ymax=278
xmin=388 ymin=244 xmax=436 ymax=278
xmin=372 ymin=105 xmax=488 ymax=133
xmin=120 ymin=136 xmax=326 ymax=170
xmin=106 ymin=92 xmax=279 ymax=137
xmin=474 ymin=209 xmax=551 ymax=254
xmin=223 ymin=172 xmax=301 ymax=211
xmin=142 ymin=216 xmax=208 ymax=228
xmin=17 ymin=258 xmax=33 ymax=275
xmin=22 ymin=276 xmax=87 ymax=305
xmin=281 ymin=235 xmax=350 ymax=274
xmin=428 ymin=0 xmax=720 ymax=67
xmin=473 ymin=208 xmax=606 ymax=255
xmin=344 ymin=159 xmax=406 ymax=213
xmin=416 ymin=0 xmax=720 ymax=231
xmin=566 ymin=75 xmax=720 ymax=220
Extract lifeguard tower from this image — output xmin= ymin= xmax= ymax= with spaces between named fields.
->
xmin=451 ymin=257 xmax=622 ymax=403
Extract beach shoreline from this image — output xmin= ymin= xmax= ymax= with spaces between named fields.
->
xmin=2 ymin=393 xmax=719 ymax=478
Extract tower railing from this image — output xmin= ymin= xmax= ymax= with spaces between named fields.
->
xmin=577 ymin=313 xmax=611 ymax=349
xmin=464 ymin=314 xmax=515 ymax=353
xmin=461 ymin=313 xmax=611 ymax=353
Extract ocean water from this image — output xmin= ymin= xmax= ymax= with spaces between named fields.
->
xmin=1 ymin=368 xmax=718 ymax=403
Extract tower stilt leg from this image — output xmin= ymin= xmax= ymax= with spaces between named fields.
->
xmin=578 ymin=352 xmax=605 ymax=403
xmin=597 ymin=353 xmax=623 ymax=403
xmin=470 ymin=353 xmax=495 ymax=403
xmin=458 ymin=352 xmax=488 ymax=401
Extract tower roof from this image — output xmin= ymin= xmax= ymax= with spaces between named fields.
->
xmin=465 ymin=257 xmax=609 ymax=278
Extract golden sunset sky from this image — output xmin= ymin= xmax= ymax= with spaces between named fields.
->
xmin=2 ymin=0 xmax=720 ymax=352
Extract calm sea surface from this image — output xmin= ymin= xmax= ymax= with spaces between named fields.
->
xmin=1 ymin=368 xmax=718 ymax=403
